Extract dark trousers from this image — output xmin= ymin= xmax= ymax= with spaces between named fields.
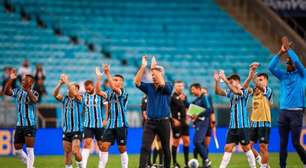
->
xmin=193 ymin=119 xmax=209 ymax=163
xmin=139 ymin=119 xmax=171 ymax=168
xmin=278 ymin=109 xmax=306 ymax=168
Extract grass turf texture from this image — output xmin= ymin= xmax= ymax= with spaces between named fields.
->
xmin=0 ymin=153 xmax=302 ymax=168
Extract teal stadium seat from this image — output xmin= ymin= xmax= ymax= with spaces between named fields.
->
xmin=0 ymin=0 xmax=278 ymax=107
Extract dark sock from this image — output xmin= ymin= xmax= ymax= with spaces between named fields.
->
xmin=158 ymin=149 xmax=163 ymax=164
xmin=172 ymin=145 xmax=177 ymax=164
xmin=193 ymin=148 xmax=198 ymax=159
xmin=183 ymin=146 xmax=189 ymax=166
xmin=153 ymin=148 xmax=158 ymax=164
xmin=148 ymin=150 xmax=152 ymax=165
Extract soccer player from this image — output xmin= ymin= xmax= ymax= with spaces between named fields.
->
xmin=268 ymin=36 xmax=306 ymax=168
xmin=215 ymin=72 xmax=256 ymax=168
xmin=190 ymin=83 xmax=212 ymax=168
xmin=81 ymin=68 xmax=108 ymax=168
xmin=243 ymin=62 xmax=272 ymax=168
xmin=53 ymin=74 xmax=83 ymax=168
xmin=135 ymin=56 xmax=173 ymax=168
xmin=170 ymin=80 xmax=190 ymax=168
xmin=99 ymin=64 xmax=129 ymax=168
xmin=4 ymin=70 xmax=38 ymax=168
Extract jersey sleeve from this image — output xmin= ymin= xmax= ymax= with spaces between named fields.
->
xmin=12 ymin=88 xmax=19 ymax=97
xmin=161 ymin=82 xmax=173 ymax=95
xmin=264 ymin=87 xmax=273 ymax=103
xmin=32 ymin=90 xmax=39 ymax=103
xmin=226 ymin=89 xmax=233 ymax=98
xmin=136 ymin=82 xmax=150 ymax=94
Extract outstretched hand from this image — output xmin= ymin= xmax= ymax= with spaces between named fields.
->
xmin=103 ymin=64 xmax=110 ymax=74
xmin=213 ymin=71 xmax=219 ymax=82
xmin=142 ymin=55 xmax=148 ymax=67
xmin=60 ymin=74 xmax=69 ymax=84
xmin=279 ymin=36 xmax=293 ymax=55
xmin=96 ymin=67 xmax=102 ymax=80
xmin=219 ymin=71 xmax=226 ymax=81
xmin=151 ymin=56 xmax=157 ymax=69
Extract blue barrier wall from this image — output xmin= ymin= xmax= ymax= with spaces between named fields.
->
xmin=0 ymin=128 xmax=305 ymax=156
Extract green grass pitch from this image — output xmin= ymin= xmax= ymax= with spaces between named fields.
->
xmin=0 ymin=153 xmax=302 ymax=168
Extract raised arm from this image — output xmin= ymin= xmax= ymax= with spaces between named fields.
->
xmin=287 ymin=49 xmax=305 ymax=77
xmin=103 ymin=64 xmax=121 ymax=95
xmin=219 ymin=72 xmax=243 ymax=96
xmin=243 ymin=62 xmax=259 ymax=88
xmin=134 ymin=56 xmax=147 ymax=87
xmin=4 ymin=70 xmax=17 ymax=96
xmin=214 ymin=72 xmax=226 ymax=96
xmin=151 ymin=56 xmax=165 ymax=87
xmin=269 ymin=39 xmax=288 ymax=80
xmin=53 ymin=76 xmax=64 ymax=101
xmin=96 ymin=67 xmax=107 ymax=98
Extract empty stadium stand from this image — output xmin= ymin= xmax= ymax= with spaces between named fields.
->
xmin=0 ymin=0 xmax=278 ymax=109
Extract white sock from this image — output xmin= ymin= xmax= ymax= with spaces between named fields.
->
xmin=26 ymin=147 xmax=34 ymax=168
xmin=260 ymin=163 xmax=268 ymax=168
xmin=76 ymin=161 xmax=83 ymax=168
xmin=256 ymin=155 xmax=262 ymax=166
xmin=219 ymin=152 xmax=232 ymax=168
xmin=98 ymin=152 xmax=108 ymax=168
xmin=15 ymin=149 xmax=28 ymax=165
xmin=81 ymin=148 xmax=90 ymax=168
xmin=65 ymin=165 xmax=73 ymax=168
xmin=120 ymin=152 xmax=128 ymax=168
xmin=245 ymin=150 xmax=256 ymax=168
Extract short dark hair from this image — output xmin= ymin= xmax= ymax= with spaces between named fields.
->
xmin=257 ymin=73 xmax=268 ymax=80
xmin=175 ymin=80 xmax=184 ymax=84
xmin=190 ymin=83 xmax=202 ymax=89
xmin=25 ymin=74 xmax=34 ymax=80
xmin=227 ymin=74 xmax=240 ymax=81
xmin=84 ymin=80 xmax=94 ymax=86
xmin=114 ymin=74 xmax=124 ymax=81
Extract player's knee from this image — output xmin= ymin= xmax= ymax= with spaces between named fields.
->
xmin=241 ymin=144 xmax=251 ymax=152
xmin=172 ymin=139 xmax=179 ymax=147
xmin=259 ymin=144 xmax=267 ymax=152
xmin=101 ymin=143 xmax=109 ymax=152
xmin=14 ymin=143 xmax=23 ymax=150
xmin=183 ymin=137 xmax=190 ymax=146
xmin=118 ymin=145 xmax=126 ymax=153
xmin=83 ymin=139 xmax=92 ymax=148
xmin=224 ymin=144 xmax=233 ymax=152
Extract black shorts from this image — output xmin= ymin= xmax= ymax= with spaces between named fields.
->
xmin=249 ymin=127 xmax=270 ymax=144
xmin=14 ymin=126 xmax=36 ymax=144
xmin=102 ymin=127 xmax=128 ymax=145
xmin=172 ymin=123 xmax=189 ymax=138
xmin=205 ymin=126 xmax=212 ymax=137
xmin=62 ymin=132 xmax=83 ymax=142
xmin=226 ymin=128 xmax=249 ymax=145
xmin=84 ymin=127 xmax=105 ymax=141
